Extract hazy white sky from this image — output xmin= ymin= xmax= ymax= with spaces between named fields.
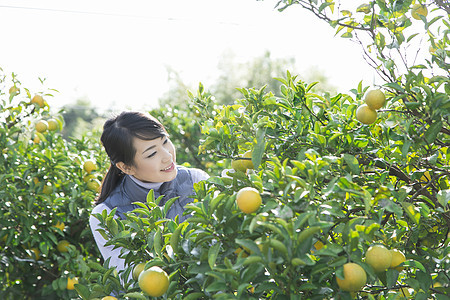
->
xmin=0 ymin=0 xmax=376 ymax=112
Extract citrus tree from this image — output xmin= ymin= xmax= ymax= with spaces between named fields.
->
xmin=78 ymin=1 xmax=449 ymax=299
xmin=0 ymin=70 xmax=107 ymax=299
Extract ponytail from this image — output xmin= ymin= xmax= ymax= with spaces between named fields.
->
xmin=95 ymin=163 xmax=124 ymax=205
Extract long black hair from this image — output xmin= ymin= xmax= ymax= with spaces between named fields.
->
xmin=96 ymin=111 xmax=167 ymax=204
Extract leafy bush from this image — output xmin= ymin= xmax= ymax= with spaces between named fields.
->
xmin=0 ymin=72 xmax=106 ymax=299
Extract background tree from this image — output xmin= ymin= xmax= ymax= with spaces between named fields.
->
xmin=159 ymin=50 xmax=336 ymax=107
xmin=61 ymin=98 xmax=105 ymax=140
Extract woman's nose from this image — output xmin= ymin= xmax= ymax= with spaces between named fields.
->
xmin=162 ymin=149 xmax=172 ymax=161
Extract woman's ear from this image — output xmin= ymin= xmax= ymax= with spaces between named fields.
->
xmin=115 ymin=162 xmax=135 ymax=175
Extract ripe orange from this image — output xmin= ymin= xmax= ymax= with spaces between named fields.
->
xmin=389 ymin=249 xmax=406 ymax=272
xmin=241 ymin=151 xmax=254 ymax=169
xmin=47 ymin=119 xmax=59 ymax=131
xmin=33 ymin=135 xmax=41 ymax=144
xmin=1 ymin=234 xmax=8 ymax=244
xmin=132 ymin=263 xmax=146 ymax=280
xmin=365 ymin=244 xmax=392 ymax=272
xmin=236 ymin=187 xmax=262 ymax=214
xmin=28 ymin=248 xmax=40 ymax=260
xmin=87 ymin=178 xmax=101 ymax=192
xmin=83 ymin=174 xmax=96 ymax=183
xmin=42 ymin=184 xmax=53 ymax=195
xmin=9 ymin=86 xmax=19 ymax=95
xmin=336 ymin=263 xmax=367 ymax=292
xmin=232 ymin=151 xmax=254 ymax=173
xmin=31 ymin=95 xmax=45 ymax=107
xmin=57 ymin=240 xmax=71 ymax=253
xmin=364 ymin=89 xmax=386 ymax=110
xmin=231 ymin=159 xmax=247 ymax=173
xmin=411 ymin=4 xmax=428 ymax=20
xmin=35 ymin=120 xmax=48 ymax=133
xmin=138 ymin=266 xmax=170 ymax=297
xmin=83 ymin=160 xmax=97 ymax=173
xmin=356 ymin=104 xmax=377 ymax=125
xmin=67 ymin=277 xmax=78 ymax=290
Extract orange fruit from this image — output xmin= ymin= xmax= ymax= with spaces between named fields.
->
xmin=236 ymin=187 xmax=262 ymax=214
xmin=35 ymin=120 xmax=48 ymax=133
xmin=132 ymin=263 xmax=146 ymax=280
xmin=411 ymin=4 xmax=428 ymax=20
xmin=57 ymin=240 xmax=71 ymax=253
xmin=356 ymin=104 xmax=377 ymax=125
xmin=365 ymin=245 xmax=392 ymax=272
xmin=138 ymin=266 xmax=170 ymax=297
xmin=31 ymin=95 xmax=45 ymax=107
xmin=47 ymin=119 xmax=59 ymax=131
xmin=83 ymin=160 xmax=97 ymax=173
xmin=389 ymin=249 xmax=406 ymax=272
xmin=336 ymin=263 xmax=367 ymax=292
xmin=42 ymin=184 xmax=53 ymax=195
xmin=9 ymin=86 xmax=19 ymax=95
xmin=232 ymin=150 xmax=254 ymax=172
xmin=67 ymin=277 xmax=78 ymax=290
xmin=87 ymin=178 xmax=101 ymax=192
xmin=364 ymin=89 xmax=386 ymax=110
xmin=28 ymin=248 xmax=40 ymax=260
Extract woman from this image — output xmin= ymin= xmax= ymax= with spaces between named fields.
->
xmin=89 ymin=111 xmax=209 ymax=273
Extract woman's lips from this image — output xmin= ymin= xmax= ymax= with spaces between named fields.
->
xmin=161 ymin=163 xmax=175 ymax=172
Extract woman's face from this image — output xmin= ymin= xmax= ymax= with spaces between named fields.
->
xmin=128 ymin=136 xmax=177 ymax=183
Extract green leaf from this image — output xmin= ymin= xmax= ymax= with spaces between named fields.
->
xmin=74 ymin=284 xmax=90 ymax=300
xmin=153 ymin=228 xmax=162 ymax=255
xmin=341 ymin=32 xmax=353 ymax=38
xmin=343 ymin=154 xmax=360 ymax=174
xmin=205 ymin=281 xmax=228 ymax=293
xmin=402 ymin=260 xmax=426 ymax=272
xmin=319 ymin=2 xmax=333 ymax=13
xmin=242 ymin=255 xmax=264 ymax=266
xmin=123 ymin=292 xmax=148 ymax=299
xmin=424 ymin=121 xmax=442 ymax=144
xmin=437 ymin=190 xmax=450 ymax=207
xmin=253 ymin=127 xmax=266 ymax=169
xmin=384 ymin=82 xmax=405 ymax=92
xmin=146 ymin=189 xmax=155 ymax=204
xmin=208 ymin=242 xmax=221 ymax=269
xmin=401 ymin=202 xmax=420 ymax=225
xmin=358 ymin=3 xmax=371 ymax=13
xmin=236 ymin=239 xmax=261 ymax=256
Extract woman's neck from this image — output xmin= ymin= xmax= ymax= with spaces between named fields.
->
xmin=128 ymin=175 xmax=164 ymax=190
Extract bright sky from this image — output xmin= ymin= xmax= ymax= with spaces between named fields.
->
xmin=0 ymin=0 xmax=377 ymax=113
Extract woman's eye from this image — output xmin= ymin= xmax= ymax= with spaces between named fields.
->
xmin=147 ymin=152 xmax=156 ymax=158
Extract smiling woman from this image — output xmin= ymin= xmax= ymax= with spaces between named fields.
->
xmin=89 ymin=111 xmax=209 ymax=275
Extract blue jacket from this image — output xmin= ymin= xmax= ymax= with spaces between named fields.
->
xmin=102 ymin=166 xmax=195 ymax=221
